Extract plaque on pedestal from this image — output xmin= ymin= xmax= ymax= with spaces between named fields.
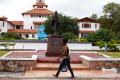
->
xmin=46 ymin=35 xmax=64 ymax=57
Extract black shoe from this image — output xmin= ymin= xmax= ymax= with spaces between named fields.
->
xmin=70 ymin=76 xmax=75 ymax=79
xmin=53 ymin=74 xmax=58 ymax=78
xmin=71 ymin=76 xmax=75 ymax=79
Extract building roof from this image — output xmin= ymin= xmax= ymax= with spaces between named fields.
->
xmin=8 ymin=21 xmax=23 ymax=26
xmin=78 ymin=17 xmax=98 ymax=23
xmin=33 ymin=2 xmax=48 ymax=7
xmin=0 ymin=16 xmax=8 ymax=21
xmin=33 ymin=21 xmax=45 ymax=25
xmin=22 ymin=9 xmax=53 ymax=15
xmin=8 ymin=29 xmax=37 ymax=34
xmin=80 ymin=30 xmax=96 ymax=33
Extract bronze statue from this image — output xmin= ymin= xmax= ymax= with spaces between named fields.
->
xmin=52 ymin=11 xmax=59 ymax=35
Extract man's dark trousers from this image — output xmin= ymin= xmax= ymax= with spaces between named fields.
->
xmin=56 ymin=58 xmax=74 ymax=77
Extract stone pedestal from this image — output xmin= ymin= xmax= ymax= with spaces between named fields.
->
xmin=46 ymin=35 xmax=64 ymax=57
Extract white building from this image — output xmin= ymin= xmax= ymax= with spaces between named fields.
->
xmin=22 ymin=0 xmax=53 ymax=30
xmin=7 ymin=0 xmax=53 ymax=39
xmin=0 ymin=0 xmax=100 ymax=39
xmin=78 ymin=17 xmax=100 ymax=38
xmin=0 ymin=16 xmax=22 ymax=33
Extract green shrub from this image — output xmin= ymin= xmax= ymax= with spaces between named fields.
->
xmin=96 ymin=40 xmax=119 ymax=51
xmin=96 ymin=40 xmax=105 ymax=49
xmin=62 ymin=32 xmax=78 ymax=40
xmin=79 ymin=38 xmax=88 ymax=42
xmin=0 ymin=42 xmax=16 ymax=51
xmin=0 ymin=32 xmax=22 ymax=40
xmin=116 ymin=40 xmax=120 ymax=44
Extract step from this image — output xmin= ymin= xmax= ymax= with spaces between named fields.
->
xmin=37 ymin=56 xmax=82 ymax=64
xmin=37 ymin=59 xmax=82 ymax=64
xmin=37 ymin=60 xmax=82 ymax=64
xmin=32 ymin=63 xmax=89 ymax=71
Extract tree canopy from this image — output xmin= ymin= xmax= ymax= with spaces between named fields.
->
xmin=90 ymin=14 xmax=98 ymax=19
xmin=99 ymin=2 xmax=120 ymax=33
xmin=44 ymin=13 xmax=79 ymax=36
xmin=86 ymin=28 xmax=113 ymax=42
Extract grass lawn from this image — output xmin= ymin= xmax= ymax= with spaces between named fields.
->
xmin=0 ymin=51 xmax=9 ymax=57
xmin=99 ymin=51 xmax=120 ymax=58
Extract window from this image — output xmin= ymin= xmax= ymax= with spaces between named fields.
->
xmin=26 ymin=34 xmax=29 ymax=38
xmin=89 ymin=24 xmax=91 ymax=28
xmin=34 ymin=15 xmax=36 ymax=17
xmin=82 ymin=24 xmax=84 ymax=28
xmin=42 ymin=15 xmax=44 ymax=17
xmin=83 ymin=23 xmax=91 ymax=28
xmin=44 ymin=15 xmax=47 ymax=17
xmin=32 ymin=34 xmax=35 ymax=38
xmin=95 ymin=24 xmax=97 ymax=28
xmin=39 ymin=15 xmax=41 ymax=17
xmin=16 ymin=26 xmax=21 ymax=29
xmin=3 ymin=21 xmax=4 ymax=27
xmin=31 ymin=15 xmax=33 ymax=17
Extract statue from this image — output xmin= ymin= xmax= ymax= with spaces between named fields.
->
xmin=52 ymin=11 xmax=60 ymax=35
xmin=38 ymin=24 xmax=48 ymax=40
xmin=46 ymin=11 xmax=63 ymax=57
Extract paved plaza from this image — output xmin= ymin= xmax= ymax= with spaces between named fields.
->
xmin=0 ymin=70 xmax=120 ymax=80
xmin=0 ymin=50 xmax=120 ymax=80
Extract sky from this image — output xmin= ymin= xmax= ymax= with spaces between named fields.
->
xmin=0 ymin=0 xmax=120 ymax=21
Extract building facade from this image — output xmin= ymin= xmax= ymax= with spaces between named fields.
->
xmin=78 ymin=17 xmax=100 ymax=38
xmin=0 ymin=0 xmax=53 ymax=39
xmin=0 ymin=0 xmax=100 ymax=39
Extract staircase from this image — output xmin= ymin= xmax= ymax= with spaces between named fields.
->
xmin=32 ymin=63 xmax=90 ymax=71
xmin=33 ymin=55 xmax=90 ymax=71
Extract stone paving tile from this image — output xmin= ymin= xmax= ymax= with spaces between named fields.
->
xmin=0 ymin=70 xmax=120 ymax=80
xmin=0 ymin=77 xmax=22 ymax=80
xmin=91 ymin=79 xmax=120 ymax=80
xmin=0 ymin=77 xmax=119 ymax=80
xmin=0 ymin=72 xmax=25 ymax=76
xmin=24 ymin=70 xmax=120 ymax=79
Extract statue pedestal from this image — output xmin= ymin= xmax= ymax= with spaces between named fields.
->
xmin=46 ymin=35 xmax=64 ymax=57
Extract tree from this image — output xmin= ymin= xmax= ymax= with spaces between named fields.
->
xmin=86 ymin=28 xmax=113 ymax=42
xmin=99 ymin=2 xmax=120 ymax=33
xmin=44 ymin=13 xmax=79 ymax=36
xmin=116 ymin=32 xmax=120 ymax=40
xmin=86 ymin=32 xmax=96 ymax=42
xmin=98 ymin=15 xmax=113 ymax=29
xmin=0 ymin=42 xmax=16 ymax=51
xmin=90 ymin=14 xmax=98 ymax=19
xmin=86 ymin=28 xmax=118 ymax=51
xmin=103 ymin=2 xmax=120 ymax=18
xmin=9 ymin=42 xmax=16 ymax=51
xmin=95 ymin=28 xmax=113 ymax=41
